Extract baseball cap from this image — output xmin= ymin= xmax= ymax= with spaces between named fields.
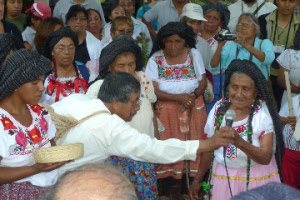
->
xmin=25 ymin=2 xmax=52 ymax=20
xmin=181 ymin=3 xmax=207 ymax=21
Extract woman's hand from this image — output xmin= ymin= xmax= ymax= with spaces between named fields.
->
xmin=177 ymin=93 xmax=195 ymax=110
xmin=235 ymin=33 xmax=250 ymax=49
xmin=32 ymin=161 xmax=68 ymax=173
xmin=281 ymin=116 xmax=297 ymax=131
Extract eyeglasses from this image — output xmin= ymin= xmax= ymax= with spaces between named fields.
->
xmin=236 ymin=22 xmax=254 ymax=28
xmin=55 ymin=46 xmax=75 ymax=53
xmin=70 ymin=17 xmax=87 ymax=22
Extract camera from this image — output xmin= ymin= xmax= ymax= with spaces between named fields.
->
xmin=214 ymin=30 xmax=236 ymax=41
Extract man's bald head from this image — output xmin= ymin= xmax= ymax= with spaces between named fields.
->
xmin=49 ymin=163 xmax=137 ymax=200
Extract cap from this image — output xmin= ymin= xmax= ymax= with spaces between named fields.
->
xmin=180 ymin=3 xmax=207 ymax=22
xmin=25 ymin=2 xmax=52 ymax=20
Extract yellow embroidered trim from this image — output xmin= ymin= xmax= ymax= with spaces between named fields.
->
xmin=213 ymin=172 xmax=279 ymax=181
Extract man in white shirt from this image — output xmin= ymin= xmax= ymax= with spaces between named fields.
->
xmin=228 ymin=0 xmax=276 ymax=33
xmin=52 ymin=72 xmax=234 ymax=176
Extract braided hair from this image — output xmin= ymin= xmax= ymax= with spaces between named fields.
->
xmin=223 ymin=59 xmax=284 ymax=181
xmin=150 ymin=22 xmax=196 ymax=57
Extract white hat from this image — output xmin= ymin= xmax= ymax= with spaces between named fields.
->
xmin=180 ymin=3 xmax=207 ymax=21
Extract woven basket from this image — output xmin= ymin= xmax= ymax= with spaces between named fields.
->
xmin=33 ymin=143 xmax=84 ymax=163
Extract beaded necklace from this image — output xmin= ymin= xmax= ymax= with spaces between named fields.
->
xmin=202 ymin=98 xmax=258 ymax=197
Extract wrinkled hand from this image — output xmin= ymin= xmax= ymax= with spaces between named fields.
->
xmin=209 ymin=126 xmax=235 ymax=150
xmin=235 ymin=33 xmax=250 ymax=49
xmin=189 ymin=178 xmax=203 ymax=200
xmin=177 ymin=93 xmax=195 ymax=111
xmin=287 ymin=116 xmax=297 ymax=131
xmin=33 ymin=161 xmax=67 ymax=173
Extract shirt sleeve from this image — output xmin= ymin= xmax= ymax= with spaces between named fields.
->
xmin=143 ymin=2 xmax=159 ymax=22
xmin=276 ymin=49 xmax=291 ymax=70
xmin=261 ymin=39 xmax=275 ymax=65
xmin=93 ymin=114 xmax=199 ymax=163
xmin=136 ymin=6 xmax=144 ymax=19
xmin=208 ymin=42 xmax=232 ymax=72
xmin=191 ymin=48 xmax=205 ymax=81
xmin=145 ymin=55 xmax=159 ymax=82
xmin=0 ymin=123 xmax=16 ymax=158
xmin=254 ymin=102 xmax=274 ymax=140
xmin=143 ymin=73 xmax=157 ymax=103
xmin=205 ymin=102 xmax=219 ymax=138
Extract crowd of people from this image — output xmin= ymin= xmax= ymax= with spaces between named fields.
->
xmin=0 ymin=0 xmax=300 ymax=200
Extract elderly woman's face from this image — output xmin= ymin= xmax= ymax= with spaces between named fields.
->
xmin=203 ymin=10 xmax=223 ymax=34
xmin=229 ymin=74 xmax=257 ymax=110
xmin=67 ymin=11 xmax=88 ymax=34
xmin=109 ymin=52 xmax=136 ymax=76
xmin=236 ymin=17 xmax=257 ymax=40
xmin=52 ymin=37 xmax=75 ymax=67
xmin=163 ymin=34 xmax=185 ymax=57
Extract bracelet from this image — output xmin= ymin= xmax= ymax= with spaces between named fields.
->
xmin=193 ymin=92 xmax=199 ymax=98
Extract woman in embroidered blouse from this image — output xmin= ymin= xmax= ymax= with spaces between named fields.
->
xmin=189 ymin=59 xmax=283 ymax=200
xmin=277 ymin=27 xmax=300 ymax=189
xmin=86 ymin=34 xmax=159 ymax=199
xmin=40 ymin=27 xmax=96 ymax=105
xmin=0 ymin=49 xmax=66 ymax=200
xmin=145 ymin=22 xmax=207 ymax=198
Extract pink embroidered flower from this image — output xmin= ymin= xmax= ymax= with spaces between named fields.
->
xmin=15 ymin=130 xmax=28 ymax=150
xmin=39 ymin=117 xmax=48 ymax=133
xmin=236 ymin=125 xmax=246 ymax=133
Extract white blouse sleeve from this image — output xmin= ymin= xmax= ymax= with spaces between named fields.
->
xmin=0 ymin=123 xmax=16 ymax=158
xmin=142 ymin=72 xmax=157 ymax=103
xmin=145 ymin=55 xmax=159 ymax=82
xmin=276 ymin=49 xmax=292 ymax=70
xmin=191 ymin=48 xmax=205 ymax=81
xmin=41 ymin=106 xmax=56 ymax=141
xmin=205 ymin=102 xmax=219 ymax=138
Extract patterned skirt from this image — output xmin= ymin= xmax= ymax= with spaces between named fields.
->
xmin=155 ymin=96 xmax=207 ymax=179
xmin=107 ymin=156 xmax=159 ymax=200
xmin=0 ymin=181 xmax=51 ymax=200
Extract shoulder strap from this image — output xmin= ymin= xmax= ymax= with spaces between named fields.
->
xmin=42 ymin=103 xmax=110 ymax=142
xmin=252 ymin=1 xmax=266 ymax=16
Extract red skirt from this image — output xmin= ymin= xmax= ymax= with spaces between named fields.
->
xmin=155 ymin=96 xmax=207 ymax=179
xmin=282 ymin=148 xmax=300 ymax=189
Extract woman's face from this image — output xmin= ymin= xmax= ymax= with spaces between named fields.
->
xmin=111 ymin=23 xmax=133 ymax=39
xmin=109 ymin=52 xmax=136 ymax=76
xmin=52 ymin=37 xmax=75 ymax=67
xmin=16 ymin=75 xmax=45 ymax=105
xmin=67 ymin=11 xmax=88 ymax=34
xmin=110 ymin=6 xmax=125 ymax=21
xmin=6 ymin=0 xmax=22 ymax=18
xmin=203 ymin=10 xmax=223 ymax=34
xmin=87 ymin=10 xmax=102 ymax=34
xmin=163 ymin=34 xmax=185 ymax=57
xmin=236 ymin=17 xmax=257 ymax=40
xmin=228 ymin=73 xmax=257 ymax=110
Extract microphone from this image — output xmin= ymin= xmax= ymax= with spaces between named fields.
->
xmin=223 ymin=110 xmax=236 ymax=158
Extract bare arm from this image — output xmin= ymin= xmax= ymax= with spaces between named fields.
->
xmin=210 ymin=41 xmax=225 ymax=68
xmin=142 ymin=17 xmax=157 ymax=40
xmin=277 ymin=66 xmax=300 ymax=94
xmin=234 ymin=132 xmax=273 ymax=165
xmin=0 ymin=156 xmax=66 ymax=184
xmin=193 ymin=75 xmax=207 ymax=98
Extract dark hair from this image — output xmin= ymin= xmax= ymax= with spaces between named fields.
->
xmin=103 ymin=0 xmax=125 ymax=22
xmin=222 ymin=59 xmax=284 ymax=181
xmin=34 ymin=17 xmax=63 ymax=51
xmin=98 ymin=72 xmax=140 ymax=103
xmin=203 ymin=2 xmax=230 ymax=30
xmin=24 ymin=12 xmax=42 ymax=28
xmin=66 ymin=4 xmax=88 ymax=24
xmin=151 ymin=22 xmax=195 ymax=57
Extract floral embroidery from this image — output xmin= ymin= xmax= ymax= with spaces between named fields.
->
xmin=30 ymin=105 xmax=43 ymax=116
xmin=1 ymin=116 xmax=17 ymax=130
xmin=28 ymin=127 xmax=43 ymax=144
xmin=155 ymin=52 xmax=197 ymax=81
xmin=39 ymin=117 xmax=48 ymax=134
xmin=65 ymin=80 xmax=75 ymax=89
xmin=15 ymin=130 xmax=27 ymax=150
